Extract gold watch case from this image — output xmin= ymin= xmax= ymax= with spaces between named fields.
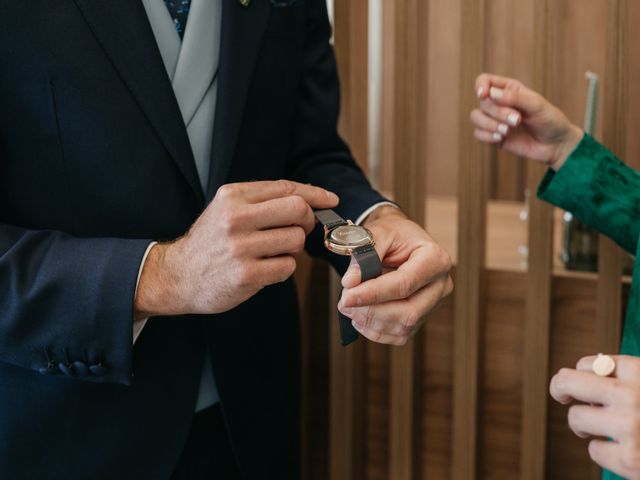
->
xmin=323 ymin=220 xmax=375 ymax=256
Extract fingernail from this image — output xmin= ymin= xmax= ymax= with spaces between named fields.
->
xmin=508 ymin=113 xmax=520 ymax=127
xmin=490 ymin=87 xmax=504 ymax=99
xmin=477 ymin=87 xmax=484 ymax=98
xmin=340 ymin=306 xmax=353 ymax=316
xmin=493 ymin=132 xmax=503 ymax=142
xmin=497 ymin=123 xmax=509 ymax=135
xmin=351 ymin=320 xmax=362 ymax=331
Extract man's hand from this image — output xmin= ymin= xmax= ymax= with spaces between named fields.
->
xmin=135 ymin=180 xmax=339 ymax=319
xmin=550 ymin=355 xmax=640 ymax=479
xmin=337 ymin=206 xmax=453 ymax=345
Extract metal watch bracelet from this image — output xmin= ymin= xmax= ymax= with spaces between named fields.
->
xmin=315 ymin=209 xmax=383 ymax=345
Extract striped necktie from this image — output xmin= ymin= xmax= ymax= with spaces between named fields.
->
xmin=164 ymin=0 xmax=191 ymax=39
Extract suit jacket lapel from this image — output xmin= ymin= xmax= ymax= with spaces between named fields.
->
xmin=72 ymin=0 xmax=204 ymax=203
xmin=205 ymin=0 xmax=271 ymax=200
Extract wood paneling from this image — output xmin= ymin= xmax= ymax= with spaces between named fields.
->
xmin=366 ymin=342 xmax=391 ymax=480
xmin=603 ymin=0 xmax=628 ymax=395
xmin=390 ymin=0 xmax=427 ymax=478
xmin=299 ymin=2 xmax=640 ymax=480
xmin=484 ymin=0 xmax=535 ymax=201
xmin=519 ymin=1 xmax=557 ymax=479
xmin=452 ymin=0 xmax=486 ymax=479
xmin=424 ymin=0 xmax=461 ymax=197
xmin=380 ymin=0 xmax=630 ymax=200
xmin=597 ymin=0 xmax=628 ymax=342
xmin=330 ymin=2 xmax=369 ymax=479
xmin=595 ymin=4 xmax=629 ymax=475
xmin=421 ymin=285 xmax=455 ymax=479
xmin=625 ymin=0 xmax=640 ymax=170
xmin=298 ymin=255 xmax=330 ymax=480
xmin=333 ymin=0 xmax=370 ymax=173
xmin=556 ymin=0 xmax=608 ymax=138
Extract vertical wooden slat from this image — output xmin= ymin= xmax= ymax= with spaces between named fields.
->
xmin=520 ymin=1 xmax=557 ymax=479
xmin=329 ymin=286 xmax=366 ymax=480
xmin=379 ymin=0 xmax=396 ymax=193
xmin=598 ymin=0 xmax=627 ymax=354
xmin=452 ymin=0 xmax=486 ymax=478
xmin=389 ymin=0 xmax=425 ymax=479
xmin=592 ymin=2 xmax=628 ymax=478
xmin=330 ymin=2 xmax=369 ymax=480
xmin=333 ymin=0 xmax=370 ymax=173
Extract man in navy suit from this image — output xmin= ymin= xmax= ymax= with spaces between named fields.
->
xmin=0 ymin=0 xmax=452 ymax=478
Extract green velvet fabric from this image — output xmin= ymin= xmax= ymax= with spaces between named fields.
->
xmin=538 ymin=133 xmax=640 ymax=480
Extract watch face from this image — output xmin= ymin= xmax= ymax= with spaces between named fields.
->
xmin=328 ymin=225 xmax=373 ymax=247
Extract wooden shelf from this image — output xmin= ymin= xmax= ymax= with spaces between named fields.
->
xmin=424 ymin=195 xmax=631 ymax=283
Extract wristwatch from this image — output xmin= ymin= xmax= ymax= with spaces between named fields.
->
xmin=315 ymin=209 xmax=382 ymax=345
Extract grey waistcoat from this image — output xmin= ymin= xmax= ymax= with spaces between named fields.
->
xmin=142 ymin=0 xmax=222 ymax=410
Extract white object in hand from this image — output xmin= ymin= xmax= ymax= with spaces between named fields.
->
xmin=592 ymin=353 xmax=616 ymax=377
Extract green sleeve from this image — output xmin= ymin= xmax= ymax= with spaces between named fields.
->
xmin=538 ymin=133 xmax=640 ymax=255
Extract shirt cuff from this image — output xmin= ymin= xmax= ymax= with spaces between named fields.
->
xmin=133 ymin=241 xmax=158 ymax=344
xmin=355 ymin=201 xmax=400 ymax=226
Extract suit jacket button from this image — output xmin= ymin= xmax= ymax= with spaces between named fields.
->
xmin=72 ymin=361 xmax=89 ymax=376
xmin=58 ymin=362 xmax=75 ymax=377
xmin=89 ymin=364 xmax=108 ymax=376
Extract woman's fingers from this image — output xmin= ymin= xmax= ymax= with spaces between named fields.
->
xmin=475 ymin=73 xmax=513 ymax=99
xmin=476 ymin=73 xmax=546 ymax=116
xmin=576 ymin=355 xmax=640 ymax=383
xmin=549 ymin=368 xmax=616 ymax=406
xmin=474 ymin=129 xmax=503 ymax=144
xmin=588 ymin=440 xmax=640 ymax=479
xmin=479 ymin=99 xmax=521 ymax=127
xmin=567 ymin=404 xmax=621 ymax=440
xmin=470 ymin=109 xmax=509 ymax=136
xmin=488 ymin=83 xmax=543 ymax=116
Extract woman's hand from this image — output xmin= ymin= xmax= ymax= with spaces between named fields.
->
xmin=550 ymin=355 xmax=640 ymax=479
xmin=471 ymin=73 xmax=584 ymax=171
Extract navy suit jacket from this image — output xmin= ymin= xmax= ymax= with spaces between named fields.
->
xmin=0 ymin=0 xmax=385 ymax=478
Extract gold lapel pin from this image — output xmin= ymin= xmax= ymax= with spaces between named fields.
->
xmin=239 ymin=0 xmax=250 ymax=7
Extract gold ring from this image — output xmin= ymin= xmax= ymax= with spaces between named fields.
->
xmin=592 ymin=353 xmax=616 ymax=377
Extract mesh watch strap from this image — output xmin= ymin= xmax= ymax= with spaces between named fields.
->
xmin=314 ymin=209 xmax=347 ymax=229
xmin=316 ymin=209 xmax=382 ymax=346
xmin=338 ymin=244 xmax=382 ymax=346
xmin=353 ymin=244 xmax=383 ymax=280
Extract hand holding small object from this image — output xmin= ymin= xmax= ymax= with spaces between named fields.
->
xmin=550 ymin=355 xmax=640 ymax=479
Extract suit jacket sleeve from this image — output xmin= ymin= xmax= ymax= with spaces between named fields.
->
xmin=0 ymin=222 xmax=151 ymax=385
xmin=538 ymin=133 xmax=640 ymax=255
xmin=285 ymin=0 xmax=389 ymax=271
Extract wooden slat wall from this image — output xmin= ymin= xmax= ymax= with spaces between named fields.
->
xmin=330 ymin=2 xmax=369 ymax=479
xmin=484 ymin=0 xmax=534 ymax=201
xmin=302 ymin=2 xmax=640 ymax=480
xmin=452 ymin=0 xmax=486 ymax=478
xmin=626 ymin=1 xmax=640 ymax=170
xmin=597 ymin=0 xmax=627 ymax=355
xmin=520 ymin=1 xmax=557 ymax=479
xmin=381 ymin=0 xmax=637 ymax=201
xmin=594 ymin=4 xmax=628 ymax=474
xmin=389 ymin=0 xmax=427 ymax=479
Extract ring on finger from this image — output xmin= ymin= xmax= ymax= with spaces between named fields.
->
xmin=592 ymin=353 xmax=616 ymax=377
